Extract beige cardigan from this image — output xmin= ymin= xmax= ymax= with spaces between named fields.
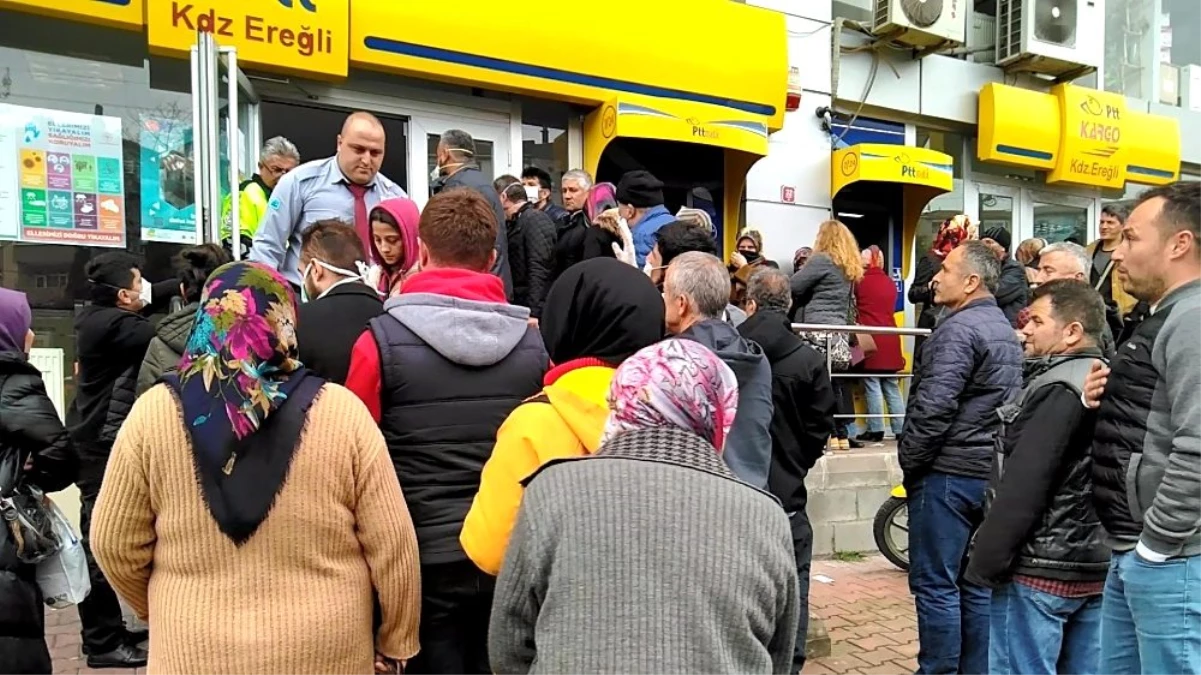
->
xmin=91 ymin=383 xmax=421 ymax=674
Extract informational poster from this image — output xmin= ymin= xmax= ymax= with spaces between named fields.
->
xmin=0 ymin=103 xmax=127 ymax=247
xmin=138 ymin=115 xmax=230 ymax=245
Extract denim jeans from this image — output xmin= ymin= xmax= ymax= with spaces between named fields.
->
xmin=908 ymin=471 xmax=990 ymax=674
xmin=858 ymin=376 xmax=905 ymax=436
xmin=1099 ymin=551 xmax=1201 ymax=674
xmin=989 ymin=582 xmax=1101 ymax=674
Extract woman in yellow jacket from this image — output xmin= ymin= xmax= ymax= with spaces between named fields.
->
xmin=461 ymin=258 xmax=665 ymax=574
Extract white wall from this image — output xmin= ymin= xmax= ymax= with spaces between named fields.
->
xmin=744 ymin=3 xmax=835 ymax=270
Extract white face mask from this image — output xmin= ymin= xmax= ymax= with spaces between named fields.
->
xmin=138 ymin=279 xmax=152 ymax=308
xmin=301 ymin=259 xmax=366 ymax=303
xmin=524 ymin=185 xmax=541 ymax=203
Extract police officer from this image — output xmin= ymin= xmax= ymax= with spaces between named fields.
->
xmin=220 ymin=136 xmax=300 ymax=256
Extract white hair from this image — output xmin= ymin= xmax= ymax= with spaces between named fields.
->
xmin=1039 ymin=242 xmax=1091 ymax=276
xmin=260 ymin=136 xmax=300 ymax=164
xmin=562 ymin=169 xmax=593 ymax=190
xmin=665 ymin=251 xmax=730 ymax=319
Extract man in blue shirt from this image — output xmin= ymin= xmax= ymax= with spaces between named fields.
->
xmin=617 ymin=170 xmax=675 ymax=268
xmin=249 ymin=111 xmax=406 ymax=286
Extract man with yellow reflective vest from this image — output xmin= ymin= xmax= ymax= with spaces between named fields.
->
xmin=220 ymin=136 xmax=300 ymax=255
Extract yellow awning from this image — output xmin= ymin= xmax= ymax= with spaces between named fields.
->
xmin=977 ymin=82 xmax=1180 ymax=188
xmin=0 ymin=0 xmax=143 ymax=30
xmin=831 ymin=143 xmax=954 ymax=199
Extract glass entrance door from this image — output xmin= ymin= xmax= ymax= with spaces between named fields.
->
xmin=972 ymin=184 xmax=1021 ymax=245
xmin=408 ymin=116 xmax=513 ymax=207
xmin=1028 ymin=191 xmax=1095 ymax=245
xmin=190 ymin=32 xmax=260 ymax=255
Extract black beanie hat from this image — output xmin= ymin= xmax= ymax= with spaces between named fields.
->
xmin=616 ymin=170 xmax=665 ymax=208
xmin=983 ymin=226 xmax=1012 ymax=253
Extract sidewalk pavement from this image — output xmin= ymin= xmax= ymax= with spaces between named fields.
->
xmin=46 ymin=555 xmax=915 ymax=675
xmin=803 ymin=555 xmax=918 ymax=675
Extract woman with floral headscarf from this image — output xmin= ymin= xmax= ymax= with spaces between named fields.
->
xmin=910 ymin=214 xmax=977 ymax=351
xmin=90 ymin=262 xmax=422 ymax=675
xmin=489 ymin=340 xmax=800 ymax=675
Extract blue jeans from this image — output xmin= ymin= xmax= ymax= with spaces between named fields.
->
xmin=859 ymin=376 xmax=905 ymax=436
xmin=990 ymin=582 xmax=1102 ymax=674
xmin=908 ymin=471 xmax=991 ymax=674
xmin=1099 ymin=551 xmax=1201 ymax=674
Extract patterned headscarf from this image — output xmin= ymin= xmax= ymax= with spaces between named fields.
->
xmin=932 ymin=214 xmax=978 ymax=258
xmin=602 ymin=340 xmax=739 ymax=452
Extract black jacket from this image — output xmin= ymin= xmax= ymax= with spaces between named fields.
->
xmin=900 ymin=296 xmax=1023 ymax=483
xmin=553 ymin=210 xmax=589 ymax=279
xmin=738 ymin=310 xmax=836 ymax=512
xmin=995 ymin=257 xmax=1030 ymax=327
xmin=507 ymin=203 xmax=557 ymax=318
xmin=908 ymin=252 xmax=942 ymax=331
xmin=0 ymin=353 xmax=76 ymax=674
xmin=296 ymin=282 xmax=383 ymax=385
xmin=66 ymin=305 xmax=158 ymax=457
xmin=434 ymin=166 xmax=514 ymax=299
xmin=966 ymin=352 xmax=1109 ymax=588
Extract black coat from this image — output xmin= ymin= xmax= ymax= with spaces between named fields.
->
xmin=908 ymin=252 xmax=942 ymax=331
xmin=553 ymin=210 xmax=589 ymax=279
xmin=507 ymin=204 xmax=557 ymax=318
xmin=995 ymin=257 xmax=1030 ymax=328
xmin=900 ymin=296 xmax=1023 ymax=483
xmin=966 ymin=353 xmax=1109 ymax=588
xmin=435 ymin=166 xmax=514 ymax=300
xmin=296 ymin=282 xmax=383 ymax=385
xmin=738 ymin=310 xmax=836 ymax=513
xmin=0 ymin=353 xmax=76 ymax=674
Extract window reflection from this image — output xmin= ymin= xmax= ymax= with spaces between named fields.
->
xmin=1033 ymin=202 xmax=1089 ymax=245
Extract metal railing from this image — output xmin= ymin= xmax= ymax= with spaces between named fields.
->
xmin=790 ymin=323 xmax=932 ymax=422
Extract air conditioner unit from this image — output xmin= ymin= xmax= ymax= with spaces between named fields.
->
xmin=872 ymin=0 xmax=966 ymax=49
xmin=996 ymin=0 xmax=1104 ymax=78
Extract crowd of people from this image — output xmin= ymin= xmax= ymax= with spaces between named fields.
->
xmin=0 ymin=106 xmax=1197 ymax=675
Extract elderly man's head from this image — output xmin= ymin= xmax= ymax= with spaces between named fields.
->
xmin=1034 ymin=242 xmax=1091 ymax=285
xmin=663 ymin=251 xmax=730 ymax=335
xmin=932 ymin=240 xmax=1000 ymax=311
xmin=744 ymin=268 xmax=792 ymax=317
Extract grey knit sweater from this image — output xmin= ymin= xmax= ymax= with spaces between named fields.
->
xmin=488 ymin=426 xmax=799 ymax=674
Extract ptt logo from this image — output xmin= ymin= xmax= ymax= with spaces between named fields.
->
xmin=277 ymin=0 xmax=317 ymax=11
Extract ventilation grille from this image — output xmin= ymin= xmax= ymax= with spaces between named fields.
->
xmin=901 ymin=0 xmax=943 ymax=27
xmin=1033 ymin=0 xmax=1078 ymax=47
xmin=997 ymin=0 xmax=1023 ymax=61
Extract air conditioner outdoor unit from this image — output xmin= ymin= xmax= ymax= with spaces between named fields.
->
xmin=996 ymin=0 xmax=1104 ymax=78
xmin=872 ymin=0 xmax=966 ymax=49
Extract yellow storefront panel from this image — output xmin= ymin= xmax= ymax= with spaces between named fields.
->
xmin=831 ymin=143 xmax=954 ymax=197
xmin=348 ymin=0 xmax=786 ymax=131
xmin=977 ymin=82 xmax=1059 ymax=170
xmin=977 ymin=83 xmax=1181 ymax=189
xmin=0 ymin=0 xmax=144 ymax=30
xmin=145 ymin=0 xmax=350 ymax=78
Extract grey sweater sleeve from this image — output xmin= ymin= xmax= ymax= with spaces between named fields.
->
xmin=488 ymin=489 xmax=548 ymax=674
xmin=767 ymin=526 xmax=801 ymax=675
xmin=1142 ymin=299 xmax=1201 ymax=556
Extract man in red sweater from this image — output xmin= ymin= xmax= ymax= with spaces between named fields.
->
xmin=345 ymin=187 xmax=547 ymax=674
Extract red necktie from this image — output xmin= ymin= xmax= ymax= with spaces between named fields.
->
xmin=346 ymin=182 xmax=372 ymax=262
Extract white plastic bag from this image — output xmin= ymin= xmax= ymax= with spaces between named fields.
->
xmin=36 ymin=497 xmax=91 ymax=608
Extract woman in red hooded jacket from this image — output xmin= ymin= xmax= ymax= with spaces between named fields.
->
xmin=852 ymin=246 xmax=907 ymax=443
xmin=367 ymin=197 xmax=421 ymax=298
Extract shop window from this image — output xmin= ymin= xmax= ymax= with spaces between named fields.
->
xmin=519 ymin=98 xmax=573 ymax=206
xmin=1 ymin=13 xmax=198 ymax=406
xmin=1033 ymin=201 xmax=1089 ymax=245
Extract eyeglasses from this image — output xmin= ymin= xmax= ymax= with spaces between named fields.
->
xmin=262 ymin=164 xmax=293 ymax=177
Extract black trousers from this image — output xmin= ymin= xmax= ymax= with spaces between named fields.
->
xmin=790 ymin=485 xmax=814 ymax=671
xmin=76 ymin=459 xmax=130 ymax=654
xmin=405 ymin=560 xmax=495 ymax=674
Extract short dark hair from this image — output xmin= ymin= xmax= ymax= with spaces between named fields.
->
xmin=501 ymin=182 xmax=528 ymax=204
xmin=656 ymin=221 xmax=717 ymax=266
xmin=521 ymin=166 xmax=552 ymax=190
xmin=1031 ymin=279 xmax=1106 ymax=344
xmin=1101 ymin=202 xmax=1130 ymax=223
xmin=85 ymin=251 xmax=139 ymax=306
xmin=493 ymin=174 xmax=519 ymax=194
xmin=419 ymin=187 xmax=497 ymax=271
xmin=1137 ymin=181 xmax=1200 ymax=253
xmin=301 ymin=219 xmax=367 ymax=273
xmin=176 ymin=243 xmax=229 ymax=303
xmin=958 ymin=240 xmax=1002 ymax=294
xmin=440 ymin=129 xmax=475 ymax=160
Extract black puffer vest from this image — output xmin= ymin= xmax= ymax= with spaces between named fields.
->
xmin=368 ymin=315 xmax=544 ymax=566
xmin=1092 ymin=308 xmax=1169 ymax=543
xmin=986 ymin=354 xmax=1110 ymax=581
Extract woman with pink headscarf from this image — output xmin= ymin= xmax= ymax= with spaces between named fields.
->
xmin=366 ymin=197 xmax=421 ymax=298
xmin=489 ymin=339 xmax=800 ymax=674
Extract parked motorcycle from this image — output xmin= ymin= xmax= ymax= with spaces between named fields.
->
xmin=873 ymin=484 xmax=909 ymax=571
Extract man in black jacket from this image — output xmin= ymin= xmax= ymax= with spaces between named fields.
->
xmin=431 ymin=129 xmax=513 ymax=300
xmin=520 ymin=166 xmax=569 ymax=225
xmin=296 ymin=219 xmax=383 ymax=384
xmin=965 ymin=280 xmax=1109 ymax=674
xmin=982 ymin=226 xmax=1030 ymax=327
xmin=900 ymin=241 xmax=1023 ymax=675
xmin=737 ymin=267 xmax=835 ymax=673
xmin=498 ymin=182 xmax=557 ymax=321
